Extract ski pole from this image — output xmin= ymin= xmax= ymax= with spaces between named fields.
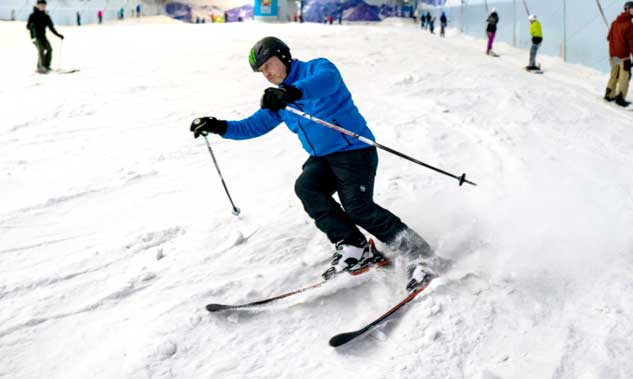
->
xmin=284 ymin=106 xmax=477 ymax=187
xmin=58 ymin=38 xmax=63 ymax=71
xmin=595 ymin=0 xmax=609 ymax=28
xmin=521 ymin=0 xmax=530 ymax=16
xmin=203 ymin=135 xmax=241 ymax=216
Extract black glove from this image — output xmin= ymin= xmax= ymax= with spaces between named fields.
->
xmin=59 ymin=34 xmax=64 ymax=40
xmin=260 ymin=85 xmax=302 ymax=112
xmin=190 ymin=117 xmax=227 ymax=138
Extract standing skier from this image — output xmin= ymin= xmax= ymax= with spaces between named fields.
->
xmin=440 ymin=11 xmax=447 ymax=37
xmin=26 ymin=0 xmax=64 ymax=73
xmin=605 ymin=1 xmax=633 ymax=107
xmin=526 ymin=14 xmax=543 ymax=71
xmin=190 ymin=37 xmax=445 ymax=291
xmin=486 ymin=8 xmax=499 ymax=56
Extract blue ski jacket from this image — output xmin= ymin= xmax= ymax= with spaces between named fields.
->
xmin=222 ymin=58 xmax=375 ymax=157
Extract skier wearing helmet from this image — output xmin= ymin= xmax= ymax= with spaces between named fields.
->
xmin=526 ymin=14 xmax=543 ymax=71
xmin=605 ymin=1 xmax=633 ymax=107
xmin=190 ymin=37 xmax=447 ymax=291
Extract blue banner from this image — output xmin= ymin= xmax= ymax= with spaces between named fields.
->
xmin=254 ymin=0 xmax=278 ymax=16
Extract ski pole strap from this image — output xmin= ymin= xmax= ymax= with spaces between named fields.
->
xmin=284 ymin=106 xmax=476 ymax=187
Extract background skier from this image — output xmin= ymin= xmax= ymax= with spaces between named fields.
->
xmin=440 ymin=11 xmax=447 ymax=37
xmin=526 ymin=14 xmax=543 ymax=71
xmin=486 ymin=8 xmax=499 ymax=56
xmin=190 ymin=37 xmax=445 ymax=291
xmin=26 ymin=0 xmax=64 ymax=74
xmin=605 ymin=1 xmax=633 ymax=107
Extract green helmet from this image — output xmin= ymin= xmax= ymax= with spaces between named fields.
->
xmin=249 ymin=37 xmax=292 ymax=72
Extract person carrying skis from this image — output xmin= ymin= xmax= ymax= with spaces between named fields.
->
xmin=190 ymin=37 xmax=445 ymax=291
xmin=486 ymin=8 xmax=499 ymax=56
xmin=526 ymin=14 xmax=543 ymax=71
xmin=440 ymin=11 xmax=447 ymax=37
xmin=605 ymin=1 xmax=633 ymax=107
xmin=26 ymin=0 xmax=64 ymax=74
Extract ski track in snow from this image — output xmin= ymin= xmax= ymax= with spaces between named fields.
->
xmin=2 ymin=17 xmax=633 ymax=379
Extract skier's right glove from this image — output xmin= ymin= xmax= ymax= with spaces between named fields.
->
xmin=190 ymin=117 xmax=227 ymax=138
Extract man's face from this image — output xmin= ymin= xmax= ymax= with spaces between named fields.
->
xmin=259 ymin=56 xmax=287 ymax=85
xmin=37 ymin=3 xmax=46 ymax=11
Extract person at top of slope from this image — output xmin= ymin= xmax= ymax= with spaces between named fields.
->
xmin=190 ymin=37 xmax=447 ymax=291
xmin=486 ymin=8 xmax=499 ymax=56
xmin=26 ymin=0 xmax=64 ymax=74
xmin=605 ymin=1 xmax=633 ymax=107
xmin=526 ymin=14 xmax=543 ymax=71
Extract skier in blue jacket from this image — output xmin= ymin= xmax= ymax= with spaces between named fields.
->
xmin=190 ymin=37 xmax=443 ymax=291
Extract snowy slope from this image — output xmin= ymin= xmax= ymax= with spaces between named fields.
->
xmin=2 ymin=18 xmax=633 ymax=379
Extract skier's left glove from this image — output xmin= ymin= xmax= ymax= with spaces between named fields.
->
xmin=260 ymin=85 xmax=302 ymax=112
xmin=190 ymin=117 xmax=227 ymax=138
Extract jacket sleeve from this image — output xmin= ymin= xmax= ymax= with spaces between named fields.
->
xmin=222 ymin=108 xmax=282 ymax=140
xmin=47 ymin=15 xmax=62 ymax=38
xmin=291 ymin=59 xmax=342 ymax=100
xmin=27 ymin=14 xmax=35 ymax=38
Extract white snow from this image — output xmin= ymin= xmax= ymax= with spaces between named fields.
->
xmin=2 ymin=17 xmax=633 ymax=379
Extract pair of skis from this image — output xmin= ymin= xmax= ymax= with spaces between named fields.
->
xmin=205 ymin=258 xmax=434 ymax=347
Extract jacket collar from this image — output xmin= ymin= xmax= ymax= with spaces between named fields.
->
xmin=282 ymin=59 xmax=300 ymax=86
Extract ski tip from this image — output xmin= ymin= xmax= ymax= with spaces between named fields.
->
xmin=329 ymin=331 xmax=360 ymax=347
xmin=206 ymin=303 xmax=231 ymax=313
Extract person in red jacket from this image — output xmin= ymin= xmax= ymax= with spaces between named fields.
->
xmin=605 ymin=1 xmax=633 ymax=107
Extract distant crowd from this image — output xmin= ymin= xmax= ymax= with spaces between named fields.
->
xmin=482 ymin=2 xmax=633 ymax=107
xmin=20 ymin=0 xmax=633 ymax=108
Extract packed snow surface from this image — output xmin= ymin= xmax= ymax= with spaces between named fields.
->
xmin=1 ymin=17 xmax=633 ymax=379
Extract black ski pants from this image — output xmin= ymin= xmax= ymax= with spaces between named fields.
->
xmin=294 ymin=146 xmax=407 ymax=247
xmin=34 ymin=37 xmax=52 ymax=71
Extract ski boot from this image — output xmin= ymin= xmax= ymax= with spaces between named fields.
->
xmin=615 ymin=94 xmax=631 ymax=108
xmin=406 ymin=261 xmax=437 ymax=292
xmin=604 ymin=88 xmax=615 ymax=102
xmin=322 ymin=239 xmax=390 ymax=280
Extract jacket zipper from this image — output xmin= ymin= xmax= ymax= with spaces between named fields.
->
xmin=333 ymin=119 xmax=353 ymax=147
xmin=296 ymin=104 xmax=318 ymax=156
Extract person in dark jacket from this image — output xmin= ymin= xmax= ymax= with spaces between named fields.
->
xmin=190 ymin=37 xmax=445 ymax=291
xmin=26 ymin=0 xmax=64 ymax=73
xmin=605 ymin=1 xmax=633 ymax=107
xmin=440 ymin=11 xmax=447 ymax=37
xmin=486 ymin=8 xmax=499 ymax=56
